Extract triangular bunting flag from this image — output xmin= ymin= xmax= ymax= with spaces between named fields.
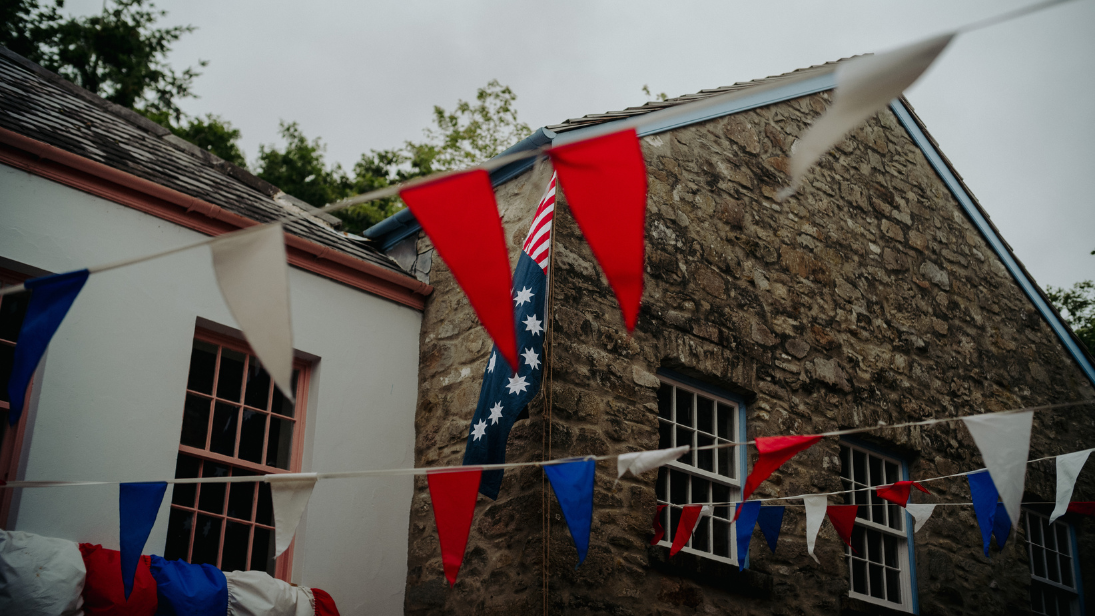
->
xmin=119 ymin=482 xmax=167 ymax=599
xmin=962 ymin=410 xmax=1033 ymax=527
xmin=876 ymin=480 xmax=931 ymax=507
xmin=209 ymin=223 xmax=295 ymax=399
xmin=779 ymin=33 xmax=953 ymax=199
xmin=548 ymin=129 xmax=647 ymax=332
xmin=967 ymin=471 xmax=999 ymax=557
xmin=735 ymin=500 xmax=762 ymax=568
xmin=803 ymin=495 xmax=827 ymax=564
xmin=616 ymin=446 xmax=689 ymax=482
xmin=265 ymin=472 xmax=318 ymax=558
xmin=739 ymin=435 xmax=823 ymax=508
xmin=1050 ymin=449 xmax=1093 ymax=523
xmin=992 ymin=502 xmax=1011 ymax=549
xmin=7 ymin=269 xmax=89 ymax=424
xmin=426 ymin=468 xmax=481 ymax=586
xmin=827 ymin=505 xmax=858 ymax=551
xmin=649 ymin=504 xmax=668 ymax=546
xmin=1068 ymin=502 xmax=1095 ymax=516
xmin=905 ymin=503 xmax=936 ymax=532
xmin=670 ymin=504 xmax=705 ymax=557
xmin=756 ymin=506 xmax=785 ymax=553
xmin=401 ymin=170 xmax=518 ymax=369
xmin=544 ymin=459 xmax=595 ymax=567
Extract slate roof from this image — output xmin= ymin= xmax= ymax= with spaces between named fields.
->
xmin=0 ymin=46 xmax=406 ymax=276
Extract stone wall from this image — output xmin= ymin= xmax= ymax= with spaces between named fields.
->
xmin=404 ymin=92 xmax=1095 ymax=615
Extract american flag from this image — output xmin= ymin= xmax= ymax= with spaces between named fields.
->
xmin=462 ymin=173 xmax=555 ymax=498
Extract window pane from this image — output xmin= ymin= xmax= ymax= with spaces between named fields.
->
xmin=717 ymin=441 xmax=731 ymax=478
xmin=851 ymin=525 xmax=866 ymax=555
xmin=256 ymin=482 xmax=274 ymax=526
xmin=1059 ymin=554 xmax=1073 ymax=587
xmin=692 ymin=477 xmax=710 ymax=506
xmin=659 ymin=417 xmax=672 ymax=450
xmin=852 ymin=558 xmax=868 ymax=594
xmin=669 ymin=507 xmax=683 ymax=542
xmin=867 ymin=529 xmax=883 ymax=564
xmin=716 ymin=402 xmax=733 ymax=439
xmin=210 ymin=403 xmax=239 ymax=457
xmin=251 ymin=526 xmax=276 ymax=576
xmin=0 ymin=291 xmax=30 ymax=342
xmin=187 ymin=341 xmax=217 ymax=394
xmin=697 ymin=434 xmax=714 ymax=472
xmin=1045 ymin=518 xmax=1058 ymax=550
xmin=192 ymin=515 xmax=222 ymax=566
xmin=1030 ymin=515 xmax=1044 ymax=545
xmin=271 ymin=381 xmax=296 ymax=418
xmin=657 ymin=384 xmax=672 ymax=420
xmin=840 ymin=445 xmax=851 ymax=480
xmin=238 ymin=410 xmax=266 ymax=464
xmin=266 ymin=417 xmax=295 ymax=470
xmin=198 ymin=463 xmax=229 ymax=514
xmin=676 ymin=427 xmax=694 ymax=466
xmin=217 ymin=349 xmax=246 ymax=401
xmin=713 ymin=519 xmax=729 ymax=557
xmin=1055 ymin=525 xmax=1070 ymax=556
xmin=853 ymin=450 xmax=866 ymax=485
xmin=883 ymin=534 xmax=898 ymax=567
xmin=884 ymin=461 xmax=899 ymax=485
xmin=886 ymin=568 xmax=902 ymax=604
xmin=221 ymin=521 xmax=251 ymax=572
xmin=164 ymin=508 xmax=193 ymax=561
xmin=675 ymin=388 xmax=692 ymax=427
xmin=0 ymin=344 xmax=13 ymax=403
xmin=227 ymin=480 xmax=256 ymax=522
xmin=1031 ymin=584 xmax=1045 ymax=614
xmin=693 ymin=514 xmax=710 ymax=552
xmin=244 ymin=362 xmax=271 ymax=410
xmin=670 ymin=469 xmax=689 ymax=504
xmin=712 ymin=483 xmax=730 ymax=520
xmin=181 ymin=394 xmax=211 ymax=449
xmin=655 ymin=466 xmax=667 ymax=501
xmin=869 ymin=563 xmax=885 ymax=599
xmin=1047 ymin=546 xmax=1060 ymax=583
xmin=888 ymin=504 xmax=903 ymax=531
xmin=1032 ymin=545 xmax=1046 ymax=578
xmin=696 ymin=396 xmax=713 ymax=434
xmin=171 ymin=453 xmax=201 ymax=507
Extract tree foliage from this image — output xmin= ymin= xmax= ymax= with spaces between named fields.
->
xmin=1047 ymin=278 xmax=1095 ymax=356
xmin=168 ymin=114 xmax=247 ymax=168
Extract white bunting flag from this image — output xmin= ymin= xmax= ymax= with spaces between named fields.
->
xmin=266 ymin=473 xmax=318 ymax=557
xmin=209 ymin=223 xmax=295 ymax=400
xmin=803 ymin=494 xmax=828 ymax=564
xmin=779 ymin=33 xmax=954 ymax=200
xmin=905 ymin=503 xmax=937 ymax=533
xmin=1050 ymin=448 xmax=1093 ymax=523
xmin=962 ymin=410 xmax=1033 ymax=527
xmin=616 ymin=446 xmax=690 ymax=482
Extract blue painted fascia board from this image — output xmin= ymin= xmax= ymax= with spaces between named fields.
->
xmin=889 ymin=100 xmax=1095 ymax=389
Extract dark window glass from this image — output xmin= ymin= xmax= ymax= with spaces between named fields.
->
xmin=238 ymin=411 xmax=266 ymax=464
xmin=187 ymin=342 xmax=217 ymax=394
xmin=164 ymin=508 xmax=193 ymax=561
xmin=221 ymin=521 xmax=251 ymax=572
xmin=216 ymin=349 xmax=245 ymax=401
xmin=210 ymin=403 xmax=239 ymax=457
xmin=191 ymin=515 xmax=222 ymax=566
xmin=171 ymin=454 xmax=200 ymax=507
xmin=180 ymin=395 xmax=211 ymax=449
xmin=244 ymin=363 xmax=271 ymax=410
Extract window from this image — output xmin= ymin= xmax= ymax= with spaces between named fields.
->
xmin=164 ymin=331 xmax=309 ymax=579
xmin=0 ymin=268 xmax=31 ymax=528
xmin=654 ymin=374 xmax=744 ymax=564
xmin=840 ymin=442 xmax=914 ymax=611
xmin=1026 ymin=511 xmax=1081 ymax=616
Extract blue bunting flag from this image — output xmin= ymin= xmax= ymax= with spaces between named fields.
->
xmin=735 ymin=501 xmax=762 ymax=568
xmin=967 ymin=471 xmax=999 ymax=557
xmin=756 ymin=506 xmax=785 ymax=554
xmin=543 ymin=458 xmax=594 ymax=568
xmin=119 ymin=482 xmax=167 ymax=599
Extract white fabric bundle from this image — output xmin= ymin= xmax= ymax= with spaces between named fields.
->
xmin=0 ymin=530 xmax=85 ymax=616
xmin=225 ymin=570 xmax=315 ymax=616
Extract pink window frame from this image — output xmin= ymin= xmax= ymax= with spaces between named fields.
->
xmin=170 ymin=328 xmax=311 ymax=580
xmin=0 ymin=267 xmax=31 ymax=529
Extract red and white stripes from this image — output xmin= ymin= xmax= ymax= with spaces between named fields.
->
xmin=521 ymin=173 xmax=556 ymax=270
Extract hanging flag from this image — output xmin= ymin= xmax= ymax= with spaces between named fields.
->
xmin=778 ymin=33 xmax=954 ymax=199
xmin=6 ymin=269 xmax=89 ymax=424
xmin=827 ymin=505 xmax=858 ymax=550
xmin=649 ymin=504 xmax=668 ymax=546
xmin=544 ymin=459 xmax=595 ymax=567
xmin=548 ymin=129 xmax=647 ymax=332
xmin=617 ymin=446 xmax=690 ymax=482
xmin=905 ymin=503 xmax=936 ymax=532
xmin=992 ymin=503 xmax=1011 ymax=549
xmin=735 ymin=500 xmax=762 ymax=568
xmin=739 ymin=434 xmax=823 ymax=511
xmin=119 ymin=482 xmax=167 ymax=599
xmin=79 ymin=543 xmax=158 ymax=613
xmin=1068 ymin=502 xmax=1095 ymax=516
xmin=149 ymin=556 xmax=228 ymax=615
xmin=462 ymin=174 xmax=555 ymax=498
xmin=1050 ymin=449 xmax=1093 ymax=523
xmin=401 ymin=170 xmax=517 ymax=369
xmin=426 ymin=468 xmax=481 ymax=587
xmin=669 ymin=504 xmax=705 ymax=557
xmin=209 ymin=224 xmax=295 ymax=400
xmin=962 ymin=410 xmax=1033 ymax=527
xmin=756 ymin=506 xmax=785 ymax=553
xmin=265 ymin=473 xmax=318 ymax=558
xmin=803 ymin=495 xmax=828 ymax=564
xmin=967 ymin=471 xmax=999 ymax=557
xmin=875 ymin=480 xmax=931 ymax=508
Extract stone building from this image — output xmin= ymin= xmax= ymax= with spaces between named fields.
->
xmin=367 ymin=62 xmax=1095 ymax=615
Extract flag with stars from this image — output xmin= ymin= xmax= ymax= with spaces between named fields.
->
xmin=462 ymin=173 xmax=556 ymax=498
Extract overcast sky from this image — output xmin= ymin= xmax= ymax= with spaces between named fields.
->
xmin=64 ymin=0 xmax=1095 ymax=290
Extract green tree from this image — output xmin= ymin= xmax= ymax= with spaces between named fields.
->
xmin=1047 ymin=278 xmax=1095 ymax=356
xmin=170 ymin=114 xmax=247 ymax=168
xmin=255 ymin=121 xmax=353 ymax=211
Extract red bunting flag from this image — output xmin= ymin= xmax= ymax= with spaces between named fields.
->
xmin=670 ymin=504 xmax=704 ymax=557
xmin=875 ymin=480 xmax=931 ymax=508
xmin=649 ymin=504 xmax=668 ymax=546
xmin=1067 ymin=502 xmax=1095 ymax=516
xmin=401 ymin=171 xmax=518 ymax=370
xmin=548 ymin=129 xmax=648 ymax=332
xmin=426 ymin=468 xmax=482 ymax=587
xmin=738 ymin=435 xmax=824 ymax=515
xmin=827 ymin=505 xmax=859 ymax=550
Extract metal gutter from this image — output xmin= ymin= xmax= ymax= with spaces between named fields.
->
xmin=889 ymin=99 xmax=1095 ymax=388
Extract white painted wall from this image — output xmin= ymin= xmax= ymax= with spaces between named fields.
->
xmin=0 ymin=163 xmax=421 ymax=614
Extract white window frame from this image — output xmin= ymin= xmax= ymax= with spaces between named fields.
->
xmin=840 ymin=442 xmax=915 ymax=612
xmin=1025 ymin=510 xmax=1081 ymax=616
xmin=654 ymin=374 xmax=744 ymax=566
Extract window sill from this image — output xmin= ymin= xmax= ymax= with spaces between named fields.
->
xmin=646 ymin=546 xmax=772 ymax=599
xmin=840 ymin=595 xmax=912 ymax=616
